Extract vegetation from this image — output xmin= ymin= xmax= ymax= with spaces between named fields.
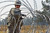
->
xmin=0 ymin=25 xmax=48 ymax=33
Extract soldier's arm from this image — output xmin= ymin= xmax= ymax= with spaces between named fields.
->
xmin=7 ymin=8 xmax=14 ymax=25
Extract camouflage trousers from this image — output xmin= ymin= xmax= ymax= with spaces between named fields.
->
xmin=7 ymin=14 xmax=23 ymax=33
xmin=8 ymin=25 xmax=20 ymax=33
xmin=7 ymin=18 xmax=23 ymax=33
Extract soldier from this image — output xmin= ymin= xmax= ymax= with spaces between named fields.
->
xmin=7 ymin=0 xmax=26 ymax=33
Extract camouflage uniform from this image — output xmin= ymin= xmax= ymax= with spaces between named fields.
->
xmin=7 ymin=8 xmax=24 ymax=33
xmin=7 ymin=0 xmax=26 ymax=33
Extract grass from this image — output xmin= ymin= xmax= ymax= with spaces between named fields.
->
xmin=0 ymin=25 xmax=48 ymax=33
xmin=0 ymin=31 xmax=7 ymax=33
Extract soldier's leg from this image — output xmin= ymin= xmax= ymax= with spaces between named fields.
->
xmin=14 ymin=26 xmax=20 ymax=33
xmin=7 ymin=21 xmax=14 ymax=33
xmin=8 ymin=25 xmax=14 ymax=33
xmin=14 ymin=21 xmax=23 ymax=33
xmin=14 ymin=21 xmax=20 ymax=33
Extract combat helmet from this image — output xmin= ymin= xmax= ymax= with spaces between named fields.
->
xmin=15 ymin=0 xmax=21 ymax=6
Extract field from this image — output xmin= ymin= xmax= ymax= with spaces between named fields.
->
xmin=0 ymin=25 xmax=48 ymax=33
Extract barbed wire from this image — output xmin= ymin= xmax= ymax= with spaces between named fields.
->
xmin=0 ymin=1 xmax=15 ymax=3
xmin=0 ymin=0 xmax=49 ymax=33
xmin=0 ymin=1 xmax=39 ymax=33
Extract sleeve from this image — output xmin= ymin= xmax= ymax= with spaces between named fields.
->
xmin=7 ymin=8 xmax=14 ymax=25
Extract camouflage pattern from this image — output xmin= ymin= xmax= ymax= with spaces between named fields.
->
xmin=7 ymin=8 xmax=23 ymax=33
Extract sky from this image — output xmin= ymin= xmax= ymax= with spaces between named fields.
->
xmin=0 ymin=0 xmax=45 ymax=20
xmin=0 ymin=0 xmax=43 ymax=9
